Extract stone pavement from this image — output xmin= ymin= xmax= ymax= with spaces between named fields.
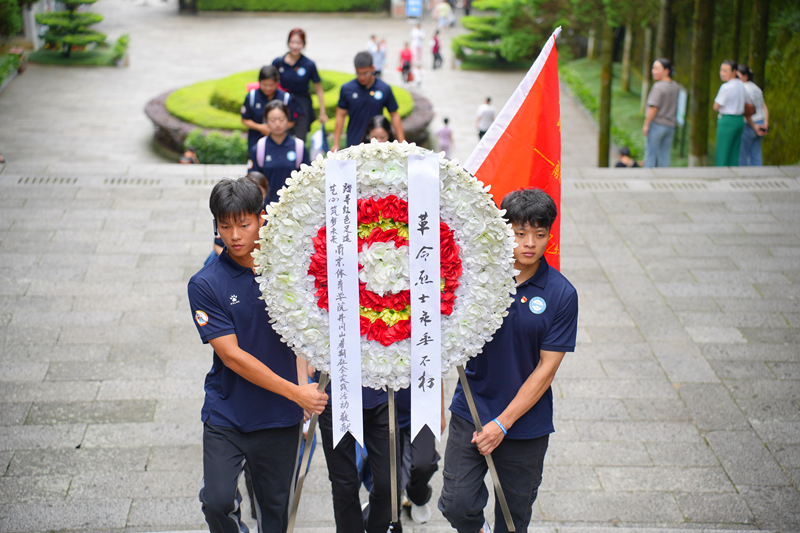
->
xmin=0 ymin=0 xmax=597 ymax=167
xmin=1 ymin=162 xmax=799 ymax=532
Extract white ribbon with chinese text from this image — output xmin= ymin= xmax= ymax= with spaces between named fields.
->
xmin=325 ymin=159 xmax=364 ymax=447
xmin=408 ymin=153 xmax=442 ymax=442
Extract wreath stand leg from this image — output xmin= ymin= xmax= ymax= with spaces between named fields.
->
xmin=456 ymin=365 xmax=516 ymax=532
xmin=388 ymin=388 xmax=399 ymax=524
xmin=287 ymin=371 xmax=330 ymax=533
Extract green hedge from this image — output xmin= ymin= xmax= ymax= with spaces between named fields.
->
xmin=196 ymin=0 xmax=385 ymax=11
xmin=28 ymin=47 xmax=115 ymax=66
xmin=114 ymin=33 xmax=129 ymax=61
xmin=166 ymin=69 xmax=414 ymax=136
xmin=0 ymin=54 xmax=21 ymax=87
xmin=184 ymin=129 xmax=248 ymax=165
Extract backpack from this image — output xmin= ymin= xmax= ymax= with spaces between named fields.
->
xmin=256 ymin=136 xmax=304 ymax=170
xmin=250 ymin=89 xmax=291 ymax=113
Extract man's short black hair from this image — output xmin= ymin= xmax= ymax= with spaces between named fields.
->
xmin=500 ymin=188 xmax=557 ymax=230
xmin=722 ymin=59 xmax=738 ymax=72
xmin=210 ymin=177 xmax=264 ymax=224
xmin=258 ymin=65 xmax=279 ymax=82
xmin=354 ymin=51 xmax=373 ymax=68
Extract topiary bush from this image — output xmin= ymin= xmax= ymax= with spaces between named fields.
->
xmin=35 ymin=0 xmax=105 ymax=57
xmin=113 ymin=33 xmax=129 ymax=62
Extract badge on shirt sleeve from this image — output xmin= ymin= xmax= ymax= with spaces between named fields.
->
xmin=529 ymin=297 xmax=546 ymax=314
xmin=195 ymin=310 xmax=209 ymax=326
xmin=240 ymin=105 xmax=246 ymax=114
xmin=247 ymin=159 xmax=253 ymax=169
xmin=297 ymin=67 xmax=306 ymax=76
xmin=521 ymin=296 xmax=528 ymax=303
xmin=374 ymin=90 xmax=383 ymax=100
xmin=287 ymin=151 xmax=297 ymax=161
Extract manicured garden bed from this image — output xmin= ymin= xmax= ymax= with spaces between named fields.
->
xmin=146 ymin=69 xmax=432 ymax=163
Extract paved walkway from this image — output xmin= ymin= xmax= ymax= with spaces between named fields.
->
xmin=1 ymin=163 xmax=799 ymax=532
xmin=1 ymin=1 xmax=799 ymax=532
xmin=0 ymin=0 xmax=597 ymax=167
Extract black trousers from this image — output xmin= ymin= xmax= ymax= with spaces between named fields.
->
xmin=200 ymin=422 xmax=301 ymax=533
xmin=399 ymin=425 xmax=440 ymax=506
xmin=438 ymin=414 xmax=549 ymax=533
xmin=318 ymin=401 xmax=401 ymax=533
xmin=289 ymin=93 xmax=313 ymax=143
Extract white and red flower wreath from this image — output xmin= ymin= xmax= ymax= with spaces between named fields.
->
xmin=254 ymin=140 xmax=517 ymax=390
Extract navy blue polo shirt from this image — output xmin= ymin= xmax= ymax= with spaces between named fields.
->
xmin=247 ymin=134 xmax=310 ymax=205
xmin=450 ymin=256 xmax=578 ymax=440
xmin=240 ymin=87 xmax=302 ymax=151
xmin=337 ymin=78 xmax=398 ymax=147
xmin=188 ymin=250 xmax=303 ymax=432
xmin=272 ymin=54 xmax=321 ymax=95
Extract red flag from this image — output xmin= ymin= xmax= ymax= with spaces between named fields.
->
xmin=464 ymin=27 xmax=562 ymax=270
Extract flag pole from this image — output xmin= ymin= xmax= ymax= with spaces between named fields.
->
xmin=388 ymin=387 xmax=398 ymax=523
xmin=287 ymin=371 xmax=329 ymax=533
xmin=456 ymin=365 xmax=516 ymax=531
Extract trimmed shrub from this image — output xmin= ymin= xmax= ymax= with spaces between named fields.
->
xmin=195 ymin=0 xmax=385 ymax=11
xmin=0 ymin=54 xmax=21 ymax=87
xmin=184 ymin=129 xmax=248 ymax=165
xmin=114 ymin=33 xmax=129 ymax=62
xmin=35 ymin=0 xmax=106 ymax=57
xmin=166 ymin=69 xmax=414 ymax=134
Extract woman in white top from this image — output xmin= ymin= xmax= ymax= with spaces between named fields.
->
xmin=736 ymin=64 xmax=769 ymax=166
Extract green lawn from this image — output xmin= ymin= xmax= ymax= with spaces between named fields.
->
xmin=560 ymin=58 xmax=689 ymax=166
xmin=28 ymin=48 xmax=117 ymax=67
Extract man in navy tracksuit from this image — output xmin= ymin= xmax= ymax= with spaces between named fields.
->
xmin=333 ymin=51 xmax=405 ymax=150
xmin=439 ymin=188 xmax=579 ymax=533
xmin=188 ymin=177 xmax=327 ymax=533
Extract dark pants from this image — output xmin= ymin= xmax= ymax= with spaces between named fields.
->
xmin=399 ymin=426 xmax=440 ymax=506
xmin=200 ymin=422 xmax=301 ymax=533
xmin=478 ymin=130 xmax=487 ymax=139
xmin=318 ymin=401 xmax=401 ymax=533
xmin=433 ymin=52 xmax=443 ymax=69
xmin=289 ymin=93 xmax=314 ymax=143
xmin=438 ymin=414 xmax=549 ymax=533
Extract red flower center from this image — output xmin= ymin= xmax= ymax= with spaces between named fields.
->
xmin=308 ymin=195 xmax=462 ymax=347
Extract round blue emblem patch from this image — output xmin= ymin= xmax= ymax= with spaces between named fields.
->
xmin=287 ymin=151 xmax=297 ymax=161
xmin=373 ymin=90 xmax=383 ymax=100
xmin=297 ymin=67 xmax=306 ymax=76
xmin=529 ymin=296 xmax=546 ymax=314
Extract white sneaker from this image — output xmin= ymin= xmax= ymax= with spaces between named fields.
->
xmin=410 ymin=501 xmax=432 ymax=524
xmin=480 ymin=519 xmax=492 ymax=533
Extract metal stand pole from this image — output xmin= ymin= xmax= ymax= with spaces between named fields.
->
xmin=388 ymin=388 xmax=398 ymax=523
xmin=456 ymin=365 xmax=516 ymax=532
xmin=287 ymin=371 xmax=329 ymax=533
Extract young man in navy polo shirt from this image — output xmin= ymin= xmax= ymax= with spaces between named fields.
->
xmin=332 ymin=51 xmax=405 ymax=150
xmin=188 ymin=177 xmax=328 ymax=533
xmin=439 ymin=188 xmax=579 ymax=533
xmin=241 ymin=65 xmax=300 ymax=152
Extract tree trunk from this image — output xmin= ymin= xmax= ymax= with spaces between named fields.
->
xmin=655 ymin=0 xmax=675 ymax=61
xmin=689 ymin=0 xmax=714 ymax=167
xmin=598 ymin=21 xmax=614 ymax=168
xmin=749 ymin=0 xmax=770 ymax=88
xmin=587 ymin=28 xmax=596 ymax=60
xmin=621 ymin=25 xmax=633 ymax=93
xmin=641 ymin=25 xmax=653 ymax=114
xmin=731 ymin=0 xmax=743 ymax=61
